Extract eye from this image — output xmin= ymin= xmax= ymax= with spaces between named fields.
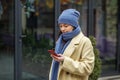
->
xmin=64 ymin=25 xmax=68 ymax=28
xmin=64 ymin=24 xmax=69 ymax=27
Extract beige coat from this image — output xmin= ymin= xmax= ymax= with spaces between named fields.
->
xmin=49 ymin=32 xmax=95 ymax=80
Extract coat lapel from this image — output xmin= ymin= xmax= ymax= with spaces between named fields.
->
xmin=63 ymin=32 xmax=84 ymax=57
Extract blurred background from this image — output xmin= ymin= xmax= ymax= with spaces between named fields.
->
xmin=0 ymin=0 xmax=120 ymax=80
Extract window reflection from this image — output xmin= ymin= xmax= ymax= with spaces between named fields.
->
xmin=0 ymin=0 xmax=14 ymax=80
xmin=21 ymin=0 xmax=54 ymax=80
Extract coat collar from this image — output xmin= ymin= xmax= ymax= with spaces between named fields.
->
xmin=63 ymin=32 xmax=84 ymax=57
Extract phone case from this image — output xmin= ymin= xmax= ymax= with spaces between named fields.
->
xmin=48 ymin=50 xmax=59 ymax=56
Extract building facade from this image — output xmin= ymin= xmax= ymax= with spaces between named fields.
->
xmin=0 ymin=0 xmax=120 ymax=80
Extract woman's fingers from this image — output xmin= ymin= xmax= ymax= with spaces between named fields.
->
xmin=51 ymin=54 xmax=64 ymax=62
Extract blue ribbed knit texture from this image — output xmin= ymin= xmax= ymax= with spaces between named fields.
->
xmin=58 ymin=9 xmax=80 ymax=28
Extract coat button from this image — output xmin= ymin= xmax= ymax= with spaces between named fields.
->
xmin=66 ymin=72 xmax=69 ymax=74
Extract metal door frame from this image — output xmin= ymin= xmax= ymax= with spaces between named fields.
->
xmin=117 ymin=0 xmax=120 ymax=72
xmin=14 ymin=0 xmax=22 ymax=80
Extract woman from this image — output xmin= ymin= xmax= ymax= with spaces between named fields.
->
xmin=49 ymin=9 xmax=95 ymax=80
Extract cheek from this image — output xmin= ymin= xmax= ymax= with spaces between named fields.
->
xmin=69 ymin=28 xmax=74 ymax=31
xmin=65 ymin=29 xmax=72 ymax=32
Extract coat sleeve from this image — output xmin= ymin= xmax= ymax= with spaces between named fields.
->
xmin=61 ymin=38 xmax=95 ymax=76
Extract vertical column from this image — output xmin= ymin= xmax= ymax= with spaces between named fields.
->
xmin=101 ymin=0 xmax=107 ymax=53
xmin=102 ymin=0 xmax=107 ymax=37
xmin=117 ymin=0 xmax=120 ymax=72
xmin=14 ymin=0 xmax=22 ymax=80
xmin=87 ymin=0 xmax=94 ymax=36
xmin=54 ymin=0 xmax=60 ymax=45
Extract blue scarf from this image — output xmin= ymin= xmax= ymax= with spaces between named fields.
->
xmin=50 ymin=26 xmax=81 ymax=80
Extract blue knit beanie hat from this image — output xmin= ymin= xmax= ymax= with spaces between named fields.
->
xmin=58 ymin=9 xmax=80 ymax=28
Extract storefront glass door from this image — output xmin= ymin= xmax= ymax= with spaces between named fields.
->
xmin=0 ymin=0 xmax=14 ymax=80
xmin=21 ymin=0 xmax=54 ymax=80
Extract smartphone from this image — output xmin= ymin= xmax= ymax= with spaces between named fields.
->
xmin=48 ymin=50 xmax=59 ymax=57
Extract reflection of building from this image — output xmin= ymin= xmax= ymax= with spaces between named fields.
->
xmin=0 ymin=0 xmax=120 ymax=80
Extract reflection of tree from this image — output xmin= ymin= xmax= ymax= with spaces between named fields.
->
xmin=24 ymin=0 xmax=35 ymax=18
xmin=22 ymin=0 xmax=54 ymax=64
xmin=106 ymin=0 xmax=117 ymax=40
xmin=22 ymin=33 xmax=53 ymax=63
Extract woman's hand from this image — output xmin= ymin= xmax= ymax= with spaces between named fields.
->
xmin=51 ymin=54 xmax=64 ymax=62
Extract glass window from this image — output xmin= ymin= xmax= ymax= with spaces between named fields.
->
xmin=0 ymin=0 xmax=14 ymax=80
xmin=95 ymin=0 xmax=117 ymax=75
xmin=21 ymin=0 xmax=54 ymax=80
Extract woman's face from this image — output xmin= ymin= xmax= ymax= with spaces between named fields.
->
xmin=59 ymin=23 xmax=74 ymax=33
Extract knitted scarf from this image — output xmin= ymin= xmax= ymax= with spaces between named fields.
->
xmin=50 ymin=26 xmax=81 ymax=80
